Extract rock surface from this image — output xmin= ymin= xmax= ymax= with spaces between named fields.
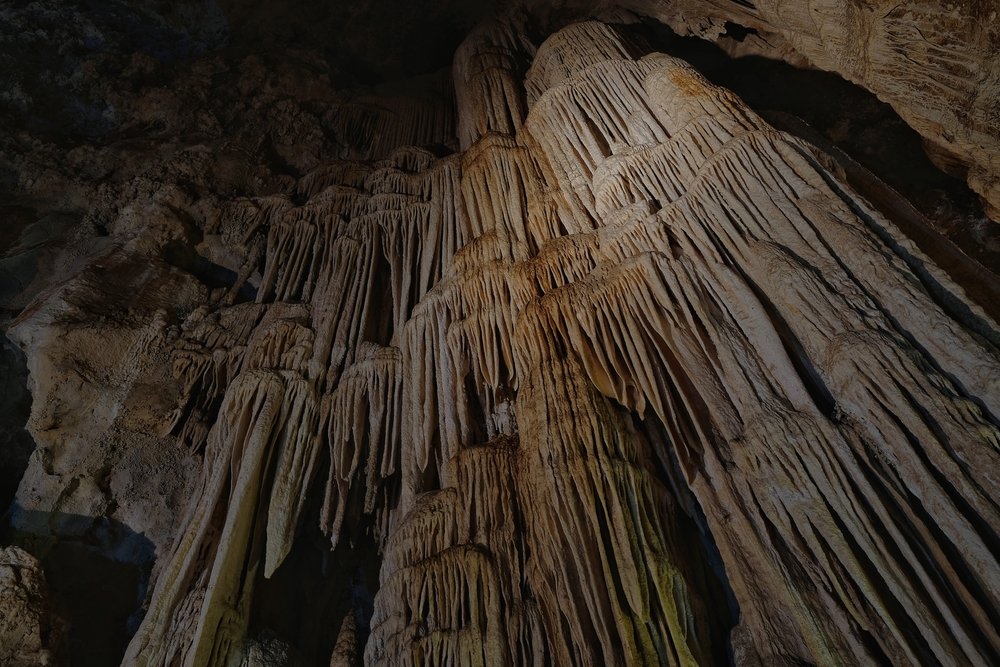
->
xmin=3 ymin=4 xmax=1000 ymax=667
xmin=0 ymin=546 xmax=65 ymax=667
xmin=620 ymin=0 xmax=1000 ymax=220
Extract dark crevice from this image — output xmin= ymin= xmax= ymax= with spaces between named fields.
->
xmin=463 ymin=373 xmax=490 ymax=446
xmin=251 ymin=470 xmax=382 ymax=667
xmin=629 ymin=408 xmax=739 ymax=665
xmin=722 ymin=22 xmax=758 ymax=43
xmin=0 ymin=335 xmax=34 ymax=530
xmin=6 ymin=509 xmax=155 ymax=667
xmin=362 ymin=251 xmax=396 ymax=347
xmin=834 ymin=437 xmax=954 ymax=666
xmin=163 ymin=242 xmax=259 ymax=301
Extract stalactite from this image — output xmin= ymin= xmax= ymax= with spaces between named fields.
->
xmin=319 ymin=342 xmax=402 ymax=549
xmin=119 ymin=14 xmax=1000 ymax=667
xmin=263 ymin=373 xmax=320 ymax=578
xmin=325 ymin=69 xmax=457 ymax=160
xmin=453 ymin=15 xmax=536 ymax=151
xmin=125 ymin=370 xmax=287 ymax=667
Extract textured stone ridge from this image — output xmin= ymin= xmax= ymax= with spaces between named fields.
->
xmin=4 ymin=7 xmax=1000 ymax=667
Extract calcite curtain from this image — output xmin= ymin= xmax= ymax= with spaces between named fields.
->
xmin=120 ymin=16 xmax=1000 ymax=667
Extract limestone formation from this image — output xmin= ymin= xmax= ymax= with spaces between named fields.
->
xmin=620 ymin=0 xmax=1000 ymax=219
xmin=4 ymin=6 xmax=1000 ymax=667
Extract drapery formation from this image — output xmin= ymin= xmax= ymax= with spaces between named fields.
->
xmin=127 ymin=16 xmax=1000 ymax=667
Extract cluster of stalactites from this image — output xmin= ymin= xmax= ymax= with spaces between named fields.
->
xmin=131 ymin=120 xmax=484 ymax=664
xmin=368 ymin=434 xmax=546 ymax=667
xmin=325 ymin=69 xmax=458 ymax=160
xmin=131 ymin=13 xmax=1000 ymax=667
xmin=127 ymin=355 xmax=321 ymax=667
xmin=319 ymin=342 xmax=402 ymax=550
xmin=452 ymin=13 xmax=538 ymax=151
xmin=514 ymin=24 xmax=1000 ymax=667
xmin=522 ymin=19 xmax=653 ymax=108
xmin=374 ymin=15 xmax=1000 ymax=667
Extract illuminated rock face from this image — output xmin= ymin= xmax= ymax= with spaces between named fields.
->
xmin=6 ymin=11 xmax=1000 ymax=667
xmin=618 ymin=0 xmax=1000 ymax=221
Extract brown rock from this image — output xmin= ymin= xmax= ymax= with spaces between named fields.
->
xmin=0 ymin=547 xmax=65 ymax=667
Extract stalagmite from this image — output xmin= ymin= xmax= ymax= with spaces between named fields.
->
xmin=329 ymin=614 xmax=361 ymax=667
